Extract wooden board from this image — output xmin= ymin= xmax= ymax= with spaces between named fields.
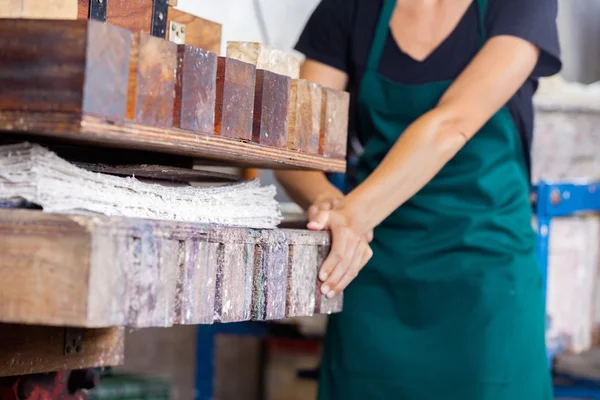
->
xmin=0 ymin=19 xmax=131 ymax=119
xmin=166 ymin=7 xmax=221 ymax=54
xmin=227 ymin=41 xmax=300 ymax=79
xmin=78 ymin=0 xmax=154 ymax=33
xmin=0 ymin=324 xmax=124 ymax=377
xmin=288 ymin=79 xmax=322 ymax=154
xmin=1 ymin=0 xmax=78 ymax=19
xmin=253 ymin=69 xmax=290 ymax=148
xmin=0 ymin=210 xmax=339 ymax=328
xmin=320 ymin=87 xmax=350 ymax=159
xmin=215 ymin=57 xmax=256 ymax=141
xmin=0 ymin=19 xmax=346 ymax=171
xmin=126 ymin=32 xmax=178 ymax=127
xmin=0 ymin=111 xmax=345 ymax=171
xmin=174 ymin=45 xmax=218 ymax=132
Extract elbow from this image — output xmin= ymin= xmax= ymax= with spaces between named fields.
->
xmin=426 ymin=107 xmax=471 ymax=161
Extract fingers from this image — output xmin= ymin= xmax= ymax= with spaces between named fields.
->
xmin=364 ymin=230 xmax=374 ymax=243
xmin=308 ymin=197 xmax=341 ymax=221
xmin=326 ymin=242 xmax=372 ymax=298
xmin=319 ymin=225 xmax=359 ymax=296
xmin=307 ymin=210 xmax=330 ymax=230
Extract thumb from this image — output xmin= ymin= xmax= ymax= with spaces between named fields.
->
xmin=307 ymin=210 xmax=330 ymax=231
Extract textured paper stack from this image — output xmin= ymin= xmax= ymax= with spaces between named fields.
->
xmin=545 ymin=216 xmax=600 ymax=354
xmin=532 ymin=76 xmax=600 ymax=183
xmin=0 ymin=142 xmax=282 ymax=229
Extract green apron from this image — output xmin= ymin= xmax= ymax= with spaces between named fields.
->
xmin=318 ymin=0 xmax=552 ymax=398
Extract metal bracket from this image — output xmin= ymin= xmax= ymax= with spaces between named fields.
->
xmin=151 ymin=0 xmax=169 ymax=38
xmin=64 ymin=328 xmax=83 ymax=355
xmin=168 ymin=21 xmax=186 ymax=45
xmin=88 ymin=0 xmax=107 ymax=22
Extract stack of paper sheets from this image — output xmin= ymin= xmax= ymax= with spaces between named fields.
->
xmin=0 ymin=142 xmax=282 ymax=229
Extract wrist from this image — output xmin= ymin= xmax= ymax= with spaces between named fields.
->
xmin=339 ymin=196 xmax=371 ymax=235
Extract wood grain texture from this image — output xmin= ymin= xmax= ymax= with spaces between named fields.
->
xmin=226 ymin=42 xmax=300 ymax=79
xmin=78 ymin=0 xmax=153 ymax=33
xmin=215 ymin=57 xmax=256 ymax=141
xmin=84 ymin=22 xmax=132 ymax=120
xmin=0 ymin=212 xmax=90 ymax=326
xmin=0 ymin=324 xmax=124 ymax=377
xmin=0 ymin=210 xmax=339 ymax=328
xmin=0 ymin=111 xmax=346 ymax=172
xmin=252 ymin=230 xmax=289 ymax=321
xmin=288 ymin=79 xmax=322 ymax=154
xmin=253 ymin=70 xmax=290 ymax=148
xmin=0 ymin=19 xmax=130 ymax=120
xmin=314 ymin=245 xmax=343 ymax=314
xmin=4 ymin=0 xmax=79 ymax=19
xmin=126 ymin=32 xmax=177 ymax=127
xmin=174 ymin=45 xmax=217 ymax=132
xmin=320 ymin=87 xmax=350 ymax=159
xmin=0 ymin=19 xmax=87 ymax=113
xmin=167 ymin=7 xmax=221 ymax=54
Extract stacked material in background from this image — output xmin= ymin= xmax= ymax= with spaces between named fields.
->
xmin=533 ymin=77 xmax=600 ymax=355
xmin=0 ymin=142 xmax=281 ymax=229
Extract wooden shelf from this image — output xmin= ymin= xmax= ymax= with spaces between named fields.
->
xmin=0 ymin=210 xmax=341 ymax=329
xmin=0 ymin=111 xmax=346 ymax=172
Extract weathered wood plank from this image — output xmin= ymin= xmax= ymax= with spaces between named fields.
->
xmin=126 ymin=32 xmax=177 ymax=127
xmin=314 ymin=245 xmax=343 ymax=314
xmin=167 ymin=7 xmax=221 ymax=54
xmin=215 ymin=57 xmax=256 ymax=141
xmin=226 ymin=42 xmax=300 ymax=79
xmin=252 ymin=69 xmax=290 ymax=148
xmin=0 ymin=19 xmax=131 ymax=120
xmin=173 ymin=45 xmax=218 ymax=132
xmin=78 ymin=0 xmax=153 ymax=33
xmin=0 ymin=324 xmax=124 ymax=377
xmin=0 ymin=210 xmax=339 ymax=328
xmin=320 ymin=87 xmax=350 ymax=159
xmin=288 ymin=79 xmax=322 ymax=154
xmin=0 ymin=111 xmax=346 ymax=172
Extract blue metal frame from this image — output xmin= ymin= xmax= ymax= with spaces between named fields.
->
xmin=535 ymin=181 xmax=600 ymax=398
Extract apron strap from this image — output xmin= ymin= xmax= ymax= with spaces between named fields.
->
xmin=475 ymin=0 xmax=488 ymax=47
xmin=366 ymin=0 xmax=489 ymax=72
xmin=365 ymin=0 xmax=397 ymax=72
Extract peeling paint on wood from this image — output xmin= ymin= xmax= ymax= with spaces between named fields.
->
xmin=0 ymin=211 xmax=339 ymax=328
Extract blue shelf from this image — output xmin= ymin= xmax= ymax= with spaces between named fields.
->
xmin=535 ymin=181 xmax=600 ymax=399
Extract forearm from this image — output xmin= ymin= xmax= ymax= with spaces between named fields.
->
xmin=274 ymin=170 xmax=342 ymax=211
xmin=343 ymin=107 xmax=466 ymax=233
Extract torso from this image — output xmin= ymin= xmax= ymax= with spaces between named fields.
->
xmin=343 ymin=0 xmax=537 ymax=171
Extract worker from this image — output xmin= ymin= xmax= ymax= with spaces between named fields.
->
xmin=275 ymin=0 xmax=561 ymax=398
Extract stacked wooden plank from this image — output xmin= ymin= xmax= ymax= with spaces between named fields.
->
xmin=0 ymin=210 xmax=342 ymax=329
xmin=0 ymin=4 xmax=350 ymax=172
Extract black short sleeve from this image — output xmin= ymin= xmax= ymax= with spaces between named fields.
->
xmin=294 ymin=0 xmax=355 ymax=73
xmin=486 ymin=0 xmax=562 ymax=78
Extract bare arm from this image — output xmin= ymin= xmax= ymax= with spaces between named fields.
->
xmin=338 ymin=36 xmax=540 ymax=234
xmin=313 ymin=36 xmax=541 ymax=297
xmin=274 ymin=60 xmax=349 ymax=210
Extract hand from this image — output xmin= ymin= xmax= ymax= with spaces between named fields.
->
xmin=307 ymin=206 xmax=373 ymax=299
xmin=307 ymin=193 xmax=343 ymax=222
xmin=308 ymin=194 xmax=373 ymax=243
